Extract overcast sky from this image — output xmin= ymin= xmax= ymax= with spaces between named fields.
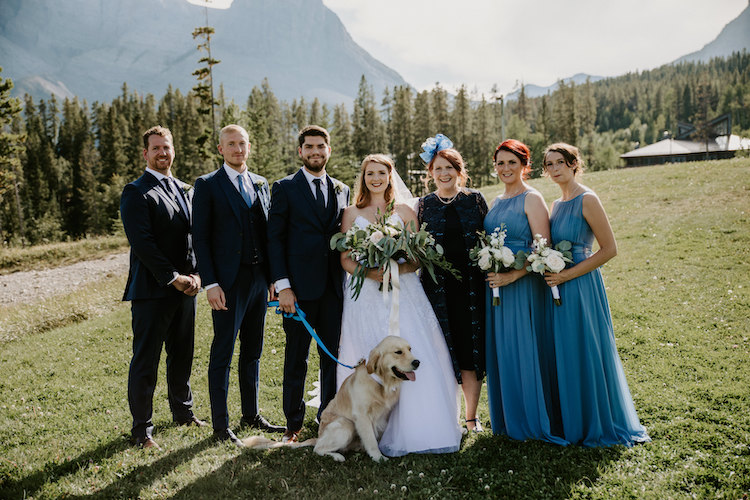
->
xmin=322 ymin=0 xmax=748 ymax=96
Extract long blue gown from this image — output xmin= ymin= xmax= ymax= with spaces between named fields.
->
xmin=484 ymin=191 xmax=567 ymax=445
xmin=550 ymin=192 xmax=650 ymax=447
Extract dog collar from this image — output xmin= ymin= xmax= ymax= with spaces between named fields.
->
xmin=370 ymin=373 xmax=397 ymax=392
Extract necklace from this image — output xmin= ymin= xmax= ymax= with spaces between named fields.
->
xmin=436 ymin=190 xmax=459 ymax=205
xmin=501 ymin=185 xmax=526 ymax=199
xmin=562 ymin=184 xmax=583 ymax=201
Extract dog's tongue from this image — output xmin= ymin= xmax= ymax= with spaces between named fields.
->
xmin=405 ymin=371 xmax=416 ymax=381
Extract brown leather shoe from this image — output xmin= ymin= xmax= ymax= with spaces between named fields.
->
xmin=281 ymin=429 xmax=299 ymax=443
xmin=133 ymin=436 xmax=161 ymax=450
xmin=177 ymin=416 xmax=207 ymax=427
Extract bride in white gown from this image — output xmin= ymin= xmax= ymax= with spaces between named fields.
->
xmin=336 ymin=154 xmax=462 ymax=457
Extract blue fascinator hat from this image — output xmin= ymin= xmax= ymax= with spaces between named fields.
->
xmin=419 ymin=133 xmax=454 ymax=164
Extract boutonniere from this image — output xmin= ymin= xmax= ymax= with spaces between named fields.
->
xmin=254 ymin=179 xmax=265 ymax=190
xmin=333 ymin=181 xmax=345 ymax=195
xmin=181 ymin=185 xmax=193 ymax=195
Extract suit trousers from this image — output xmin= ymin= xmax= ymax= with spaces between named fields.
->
xmin=282 ymin=282 xmax=343 ymax=431
xmin=128 ymin=293 xmax=196 ymax=440
xmin=208 ymin=263 xmax=268 ymax=431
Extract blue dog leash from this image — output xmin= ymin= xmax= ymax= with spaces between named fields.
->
xmin=267 ymin=300 xmax=355 ymax=369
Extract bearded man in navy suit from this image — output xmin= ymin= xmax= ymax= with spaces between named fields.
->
xmin=267 ymin=125 xmax=350 ymax=443
xmin=120 ymin=126 xmax=205 ymax=450
xmin=192 ymin=125 xmax=284 ymax=447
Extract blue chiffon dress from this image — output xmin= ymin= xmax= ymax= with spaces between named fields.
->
xmin=484 ymin=191 xmax=567 ymax=445
xmin=550 ymin=192 xmax=650 ymax=447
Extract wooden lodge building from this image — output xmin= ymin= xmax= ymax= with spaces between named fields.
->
xmin=620 ymin=114 xmax=749 ymax=167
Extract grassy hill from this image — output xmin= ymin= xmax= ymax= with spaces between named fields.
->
xmin=1 ymin=158 xmax=748 ymax=499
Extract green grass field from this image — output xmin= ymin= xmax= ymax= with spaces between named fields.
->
xmin=1 ymin=158 xmax=748 ymax=499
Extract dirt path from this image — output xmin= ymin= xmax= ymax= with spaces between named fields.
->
xmin=0 ymin=252 xmax=129 ymax=306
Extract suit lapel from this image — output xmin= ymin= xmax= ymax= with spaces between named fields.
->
xmin=294 ymin=169 xmax=326 ymax=228
xmin=216 ymin=167 xmax=244 ymax=224
xmin=146 ymin=173 xmax=188 ymax=225
xmin=248 ymin=172 xmax=270 ymax=219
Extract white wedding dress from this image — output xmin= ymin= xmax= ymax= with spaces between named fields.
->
xmin=337 ymin=214 xmax=462 ymax=457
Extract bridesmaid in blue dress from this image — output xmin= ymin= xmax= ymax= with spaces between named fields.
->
xmin=484 ymin=139 xmax=566 ymax=445
xmin=543 ymin=143 xmax=650 ymax=447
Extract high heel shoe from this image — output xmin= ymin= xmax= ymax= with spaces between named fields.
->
xmin=465 ymin=418 xmax=483 ymax=433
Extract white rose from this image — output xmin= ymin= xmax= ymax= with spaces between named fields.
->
xmin=490 ymin=248 xmax=504 ymax=261
xmin=369 ymin=230 xmax=385 ymax=244
xmin=531 ymin=260 xmax=546 ymax=274
xmin=478 ymin=254 xmax=492 ymax=270
xmin=546 ymin=252 xmax=566 ymax=273
xmin=478 ymin=246 xmax=491 ymax=257
xmin=385 ymin=226 xmax=399 ymax=237
xmin=540 ymin=248 xmax=551 ymax=257
xmin=501 ymin=247 xmax=516 ymax=266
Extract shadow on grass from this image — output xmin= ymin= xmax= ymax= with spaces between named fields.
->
xmin=74 ymin=437 xmax=216 ymax=499
xmin=165 ymin=433 xmax=627 ymax=499
xmin=0 ymin=434 xmax=132 ymax=498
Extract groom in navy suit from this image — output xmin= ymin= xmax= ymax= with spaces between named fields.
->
xmin=121 ymin=126 xmax=204 ymax=450
xmin=267 ymin=125 xmax=350 ymax=443
xmin=192 ymin=124 xmax=284 ymax=447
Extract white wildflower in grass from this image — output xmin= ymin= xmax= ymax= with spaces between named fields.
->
xmin=469 ymin=226 xmax=525 ymax=306
xmin=523 ymin=234 xmax=573 ymax=306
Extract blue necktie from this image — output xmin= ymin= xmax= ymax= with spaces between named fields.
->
xmin=237 ymin=174 xmax=255 ymax=208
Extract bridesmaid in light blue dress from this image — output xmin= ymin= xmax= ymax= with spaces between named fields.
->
xmin=543 ymin=143 xmax=650 ymax=447
xmin=484 ymin=140 xmax=566 ymax=445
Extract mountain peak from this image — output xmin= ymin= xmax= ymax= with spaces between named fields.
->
xmin=0 ymin=0 xmax=407 ymax=103
xmin=674 ymin=3 xmax=750 ymax=64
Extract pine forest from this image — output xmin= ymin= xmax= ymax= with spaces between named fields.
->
xmin=0 ymin=51 xmax=748 ymax=245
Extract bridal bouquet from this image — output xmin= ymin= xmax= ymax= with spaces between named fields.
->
xmin=469 ymin=226 xmax=524 ymax=306
xmin=330 ymin=203 xmax=459 ymax=300
xmin=523 ymin=234 xmax=573 ymax=306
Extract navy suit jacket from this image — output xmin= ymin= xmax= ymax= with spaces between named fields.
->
xmin=121 ymin=171 xmax=196 ymax=301
xmin=192 ymin=166 xmax=271 ymax=291
xmin=267 ymin=168 xmax=349 ymax=301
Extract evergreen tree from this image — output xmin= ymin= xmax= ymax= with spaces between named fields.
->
xmin=430 ymin=83 xmax=450 ymax=135
xmin=351 ymin=75 xmax=385 ymax=159
xmin=0 ymin=68 xmax=25 ymax=241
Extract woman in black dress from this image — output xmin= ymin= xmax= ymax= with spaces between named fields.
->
xmin=417 ymin=135 xmax=488 ymax=432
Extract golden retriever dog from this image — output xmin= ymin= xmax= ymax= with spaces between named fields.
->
xmin=243 ymin=335 xmax=419 ymax=462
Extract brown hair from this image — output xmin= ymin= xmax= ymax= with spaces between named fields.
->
xmin=494 ymin=139 xmax=532 ymax=179
xmin=423 ymin=148 xmax=469 ymax=190
xmin=543 ymin=142 xmax=584 ymax=176
xmin=355 ymin=154 xmax=395 ymax=209
xmin=142 ymin=126 xmax=173 ymax=149
xmin=298 ymin=125 xmax=330 ymax=147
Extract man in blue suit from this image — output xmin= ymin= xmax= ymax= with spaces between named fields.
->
xmin=267 ymin=125 xmax=350 ymax=443
xmin=193 ymin=124 xmax=284 ymax=446
xmin=121 ymin=126 xmax=204 ymax=450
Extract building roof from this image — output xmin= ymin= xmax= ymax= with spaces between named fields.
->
xmin=620 ymin=134 xmax=750 ymax=158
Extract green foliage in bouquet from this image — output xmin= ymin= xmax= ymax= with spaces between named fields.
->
xmin=330 ymin=202 xmax=460 ymax=300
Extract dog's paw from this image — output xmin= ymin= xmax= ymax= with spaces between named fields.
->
xmin=370 ymin=453 xmax=388 ymax=463
xmin=330 ymin=452 xmax=346 ymax=462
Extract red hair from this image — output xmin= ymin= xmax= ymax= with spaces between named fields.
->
xmin=494 ymin=139 xmax=532 ymax=179
xmin=424 ymin=148 xmax=469 ymax=190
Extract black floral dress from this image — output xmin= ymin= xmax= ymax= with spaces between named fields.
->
xmin=417 ymin=190 xmax=488 ymax=383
